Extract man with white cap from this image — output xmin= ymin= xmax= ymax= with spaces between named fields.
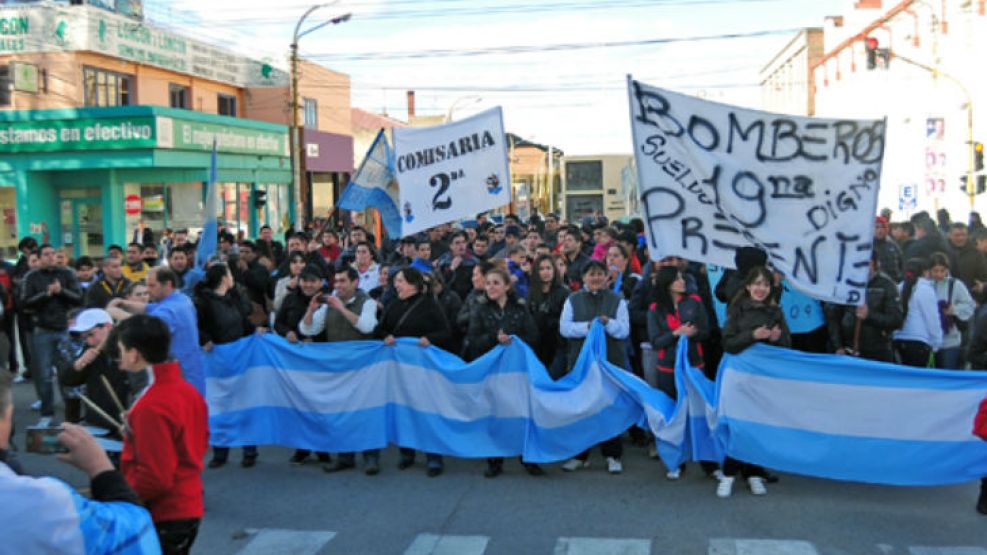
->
xmin=58 ymin=309 xmax=130 ymax=435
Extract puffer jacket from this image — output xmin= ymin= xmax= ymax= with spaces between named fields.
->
xmin=824 ymin=271 xmax=903 ymax=359
xmin=462 ymin=293 xmax=539 ymax=362
xmin=721 ymin=298 xmax=791 ymax=354
xmin=528 ymin=284 xmax=570 ymax=365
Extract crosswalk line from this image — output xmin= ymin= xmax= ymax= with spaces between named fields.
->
xmin=403 ymin=533 xmax=490 ymax=555
xmin=235 ymin=529 xmax=337 ymax=555
xmin=708 ymin=539 xmax=819 ymax=555
xmin=554 ymin=537 xmax=652 ymax=555
xmin=909 ymin=548 xmax=987 ymax=555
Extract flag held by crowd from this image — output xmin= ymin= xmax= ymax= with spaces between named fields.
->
xmin=337 ymin=129 xmax=402 ymax=238
xmin=627 ymin=76 xmax=886 ymax=305
xmin=204 ymin=324 xmax=987 ymax=486
xmin=392 ymin=107 xmax=511 ymax=236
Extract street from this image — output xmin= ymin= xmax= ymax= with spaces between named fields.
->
xmin=10 ymin=381 xmax=987 ymax=555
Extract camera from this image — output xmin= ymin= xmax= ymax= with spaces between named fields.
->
xmin=25 ymin=427 xmax=68 ymax=455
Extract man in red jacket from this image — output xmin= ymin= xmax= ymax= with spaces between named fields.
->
xmin=115 ymin=314 xmax=209 ymax=554
xmin=975 ymin=396 xmax=987 ymax=515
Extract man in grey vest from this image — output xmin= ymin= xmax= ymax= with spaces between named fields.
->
xmin=558 ymin=260 xmax=630 ymax=475
xmin=299 ymin=267 xmax=381 ymax=475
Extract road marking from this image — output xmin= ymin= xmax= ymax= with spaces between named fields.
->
xmin=708 ymin=539 xmax=819 ymax=555
xmin=403 ymin=533 xmax=490 ymax=555
xmin=909 ymin=549 xmax=987 ymax=555
xmin=235 ymin=529 xmax=337 ymax=555
xmin=554 ymin=537 xmax=652 ymax=555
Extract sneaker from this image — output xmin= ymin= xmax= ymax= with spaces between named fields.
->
xmin=748 ymin=476 xmax=767 ymax=495
xmin=426 ymin=463 xmax=443 ymax=478
xmin=483 ymin=463 xmax=503 ymax=478
xmin=12 ymin=374 xmax=24 ymax=384
xmin=364 ymin=459 xmax=380 ymax=476
xmin=240 ymin=456 xmax=257 ymax=469
xmin=322 ymin=459 xmax=355 ymax=473
xmin=208 ymin=458 xmax=227 ymax=469
xmin=523 ymin=463 xmax=545 ymax=476
xmin=397 ymin=457 xmax=415 ymax=470
xmin=606 ymin=457 xmax=623 ymax=474
xmin=711 ymin=469 xmax=725 ymax=481
xmin=30 ymin=401 xmax=41 ymax=411
xmin=288 ymin=451 xmax=309 ymax=465
xmin=36 ymin=416 xmax=52 ymax=427
xmin=716 ymin=476 xmax=735 ymax=498
xmin=666 ymin=468 xmax=681 ymax=481
xmin=561 ymin=458 xmax=589 ymax=472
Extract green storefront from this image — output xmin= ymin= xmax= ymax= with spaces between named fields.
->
xmin=0 ymin=105 xmax=292 ymax=258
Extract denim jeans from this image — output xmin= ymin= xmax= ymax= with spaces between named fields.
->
xmin=935 ymin=346 xmax=964 ymax=370
xmin=31 ymin=328 xmax=66 ymax=417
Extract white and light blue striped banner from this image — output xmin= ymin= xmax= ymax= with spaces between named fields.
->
xmin=205 ymin=324 xmax=987 ymax=485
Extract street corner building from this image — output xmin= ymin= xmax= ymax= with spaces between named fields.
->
xmin=0 ymin=1 xmax=354 ymax=258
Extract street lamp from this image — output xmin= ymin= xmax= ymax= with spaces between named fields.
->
xmin=290 ymin=3 xmax=351 ymax=231
xmin=445 ymin=95 xmax=482 ymax=122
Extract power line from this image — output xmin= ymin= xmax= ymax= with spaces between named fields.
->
xmin=302 ymin=28 xmax=802 ymax=61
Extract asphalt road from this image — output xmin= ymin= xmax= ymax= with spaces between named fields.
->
xmin=7 ymin=381 xmax=987 ymax=555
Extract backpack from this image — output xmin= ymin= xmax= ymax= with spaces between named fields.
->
xmin=938 ymin=278 xmax=969 ymax=334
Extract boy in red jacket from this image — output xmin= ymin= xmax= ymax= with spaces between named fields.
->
xmin=975 ymin=396 xmax=987 ymax=515
xmin=115 ymin=314 xmax=209 ymax=554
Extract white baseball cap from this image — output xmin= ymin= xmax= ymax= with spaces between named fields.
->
xmin=69 ymin=309 xmax=113 ymax=334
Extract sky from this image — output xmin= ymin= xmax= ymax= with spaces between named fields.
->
xmin=143 ymin=0 xmax=850 ymax=155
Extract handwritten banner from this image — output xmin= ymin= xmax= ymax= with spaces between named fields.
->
xmin=627 ymin=78 xmax=885 ymax=305
xmin=393 ymin=107 xmax=511 ymax=236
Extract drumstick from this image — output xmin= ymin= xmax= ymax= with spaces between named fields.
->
xmin=100 ymin=375 xmax=126 ymax=416
xmin=77 ymin=393 xmax=124 ymax=433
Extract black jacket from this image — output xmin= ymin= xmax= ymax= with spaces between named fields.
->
xmin=528 ymin=284 xmax=570 ymax=365
xmin=824 ymin=271 xmax=903 ymax=360
xmin=194 ymin=288 xmax=254 ymax=345
xmin=462 ymin=293 xmax=539 ymax=362
xmin=721 ymin=298 xmax=791 ymax=354
xmin=84 ymin=277 xmax=131 ymax=309
xmin=967 ymin=309 xmax=987 ymax=369
xmin=647 ymin=294 xmax=710 ymax=370
xmin=873 ymin=237 xmax=904 ymax=283
xmin=274 ymin=288 xmax=321 ymax=339
xmin=55 ymin=337 xmax=130 ymax=433
xmin=375 ymin=292 xmax=451 ymax=349
xmin=20 ymin=266 xmax=83 ymax=331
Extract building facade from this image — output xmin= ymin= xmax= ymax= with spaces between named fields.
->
xmin=794 ymin=0 xmax=987 ymax=220
xmin=760 ymin=27 xmax=825 ymax=116
xmin=0 ymin=2 xmax=352 ymax=256
xmin=560 ymin=154 xmax=634 ymax=223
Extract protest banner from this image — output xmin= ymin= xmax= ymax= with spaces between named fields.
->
xmin=393 ymin=107 xmax=511 ymax=236
xmin=628 ymin=77 xmax=886 ymax=305
xmin=204 ymin=324 xmax=987 ymax=485
xmin=337 ymin=129 xmax=402 ymax=238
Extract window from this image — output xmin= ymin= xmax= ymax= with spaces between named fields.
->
xmin=303 ymin=98 xmax=318 ymax=129
xmin=0 ymin=65 xmax=9 ymax=107
xmin=169 ymin=84 xmax=189 ymax=109
xmin=83 ymin=66 xmax=133 ymax=107
xmin=565 ymin=161 xmax=603 ymax=191
xmin=217 ymin=93 xmax=237 ymax=117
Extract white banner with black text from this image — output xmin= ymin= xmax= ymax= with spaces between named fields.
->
xmin=394 ymin=107 xmax=511 ymax=237
xmin=627 ymin=77 xmax=885 ymax=305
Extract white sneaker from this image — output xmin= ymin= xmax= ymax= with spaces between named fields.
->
xmin=716 ymin=476 xmax=735 ymax=498
xmin=12 ymin=374 xmax=25 ymax=384
xmin=36 ymin=416 xmax=52 ymax=428
xmin=30 ymin=400 xmax=41 ymax=411
xmin=606 ymin=457 xmax=623 ymax=474
xmin=711 ymin=469 xmax=725 ymax=481
xmin=748 ymin=476 xmax=767 ymax=496
xmin=561 ymin=458 xmax=589 ymax=472
xmin=665 ymin=468 xmax=681 ymax=480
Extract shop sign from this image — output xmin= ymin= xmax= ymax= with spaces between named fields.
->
xmin=0 ymin=117 xmax=159 ymax=152
xmin=142 ymin=194 xmax=164 ymax=212
xmin=12 ymin=62 xmax=38 ymax=93
xmin=0 ymin=4 xmax=288 ymax=87
xmin=125 ymin=194 xmax=142 ymax=215
xmin=166 ymin=118 xmax=290 ymax=157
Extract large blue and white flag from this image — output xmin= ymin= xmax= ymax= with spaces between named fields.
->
xmin=714 ymin=343 xmax=987 ymax=485
xmin=0 ymin=463 xmax=160 ymax=554
xmin=204 ymin=325 xmax=987 ymax=485
xmin=338 ymin=129 xmax=401 ymax=238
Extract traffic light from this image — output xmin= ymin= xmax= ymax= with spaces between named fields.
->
xmin=864 ymin=37 xmax=890 ymax=70
xmin=976 ymin=142 xmax=984 ymax=171
xmin=979 ymin=175 xmax=986 ymax=195
xmin=865 ymin=37 xmax=878 ymax=70
xmin=253 ymin=189 xmax=267 ymax=208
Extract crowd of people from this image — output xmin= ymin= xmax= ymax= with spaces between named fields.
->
xmin=3 ymin=206 xmax=987 ymax=553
